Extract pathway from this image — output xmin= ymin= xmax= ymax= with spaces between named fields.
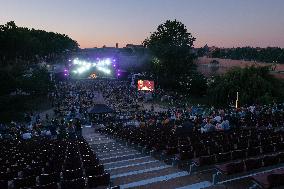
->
xmin=83 ymin=126 xmax=212 ymax=189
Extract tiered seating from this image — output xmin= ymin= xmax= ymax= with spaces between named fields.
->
xmin=103 ymin=125 xmax=284 ymax=188
xmin=105 ymin=126 xmax=284 ymax=165
xmin=104 ymin=124 xmax=175 ymax=154
xmin=250 ymin=168 xmax=284 ymax=189
xmin=215 ymin=153 xmax=284 ymax=175
xmin=0 ymin=137 xmax=110 ymax=189
xmin=210 ymin=132 xmax=284 ymax=185
xmin=180 ymin=130 xmax=284 ymax=172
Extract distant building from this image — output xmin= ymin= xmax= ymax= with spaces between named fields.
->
xmin=125 ymin=44 xmax=144 ymax=48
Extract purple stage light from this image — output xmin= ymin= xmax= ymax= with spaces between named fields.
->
xmin=113 ymin=64 xmax=116 ymax=67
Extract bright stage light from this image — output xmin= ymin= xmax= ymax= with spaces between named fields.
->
xmin=97 ymin=66 xmax=111 ymax=74
xmin=97 ymin=58 xmax=112 ymax=67
xmin=77 ymin=67 xmax=85 ymax=74
xmin=71 ymin=58 xmax=114 ymax=76
xmin=105 ymin=58 xmax=111 ymax=65
xmin=73 ymin=58 xmax=81 ymax=65
xmin=85 ymin=62 xmax=91 ymax=68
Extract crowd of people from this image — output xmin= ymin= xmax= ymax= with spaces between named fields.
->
xmin=79 ymin=79 xmax=284 ymax=135
xmin=1 ymin=78 xmax=284 ymax=140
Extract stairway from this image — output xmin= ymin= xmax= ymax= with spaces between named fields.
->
xmin=83 ymin=126 xmax=212 ymax=189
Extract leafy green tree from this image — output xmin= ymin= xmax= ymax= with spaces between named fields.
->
xmin=0 ymin=21 xmax=78 ymax=97
xmin=211 ymin=47 xmax=284 ymax=63
xmin=0 ymin=21 xmax=79 ymax=67
xmin=20 ymin=67 xmax=53 ymax=95
xmin=208 ymin=66 xmax=284 ymax=106
xmin=143 ymin=20 xmax=197 ymax=90
xmin=0 ymin=69 xmax=18 ymax=95
xmin=181 ymin=71 xmax=207 ymax=95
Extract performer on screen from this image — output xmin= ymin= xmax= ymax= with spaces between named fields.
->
xmin=138 ymin=80 xmax=144 ymax=90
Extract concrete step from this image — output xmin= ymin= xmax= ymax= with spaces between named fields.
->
xmin=108 ymin=160 xmax=165 ymax=175
xmin=105 ymin=156 xmax=153 ymax=169
xmin=98 ymin=149 xmax=138 ymax=158
xmin=101 ymin=153 xmax=144 ymax=164
xmin=113 ymin=166 xmax=181 ymax=186
xmin=126 ymin=174 xmax=201 ymax=189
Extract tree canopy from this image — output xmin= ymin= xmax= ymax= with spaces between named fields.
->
xmin=210 ymin=47 xmax=284 ymax=64
xmin=208 ymin=66 xmax=284 ymax=106
xmin=0 ymin=21 xmax=77 ymax=122
xmin=143 ymin=20 xmax=198 ymax=91
xmin=0 ymin=21 xmax=79 ymax=95
xmin=0 ymin=21 xmax=79 ymax=66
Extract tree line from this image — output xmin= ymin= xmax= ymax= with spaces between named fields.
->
xmin=208 ymin=66 xmax=284 ymax=106
xmin=210 ymin=47 xmax=284 ymax=64
xmin=0 ymin=21 xmax=79 ymax=121
xmin=0 ymin=21 xmax=79 ymax=96
xmin=0 ymin=21 xmax=79 ymax=66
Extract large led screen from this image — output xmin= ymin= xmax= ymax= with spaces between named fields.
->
xmin=137 ymin=80 xmax=154 ymax=91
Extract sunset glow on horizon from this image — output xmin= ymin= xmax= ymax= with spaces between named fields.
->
xmin=1 ymin=0 xmax=284 ymax=48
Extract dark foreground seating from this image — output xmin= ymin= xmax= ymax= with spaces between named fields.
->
xmin=214 ymin=161 xmax=245 ymax=175
xmin=61 ymin=177 xmax=86 ymax=189
xmin=85 ymin=164 xmax=104 ymax=176
xmin=38 ymin=172 xmax=60 ymax=185
xmin=0 ymin=180 xmax=8 ymax=189
xmin=212 ymin=153 xmax=284 ymax=185
xmin=87 ymin=172 xmax=110 ymax=188
xmin=0 ymin=137 xmax=110 ymax=189
xmin=13 ymin=176 xmax=37 ymax=189
xmin=250 ymin=168 xmax=284 ymax=189
xmin=27 ymin=182 xmax=59 ymax=189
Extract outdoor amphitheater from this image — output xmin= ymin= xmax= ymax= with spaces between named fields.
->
xmin=1 ymin=1 xmax=284 ymax=189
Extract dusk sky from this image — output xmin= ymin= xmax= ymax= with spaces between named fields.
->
xmin=1 ymin=0 xmax=284 ymax=48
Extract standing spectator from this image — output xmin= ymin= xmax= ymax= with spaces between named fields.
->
xmin=74 ymin=118 xmax=82 ymax=137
